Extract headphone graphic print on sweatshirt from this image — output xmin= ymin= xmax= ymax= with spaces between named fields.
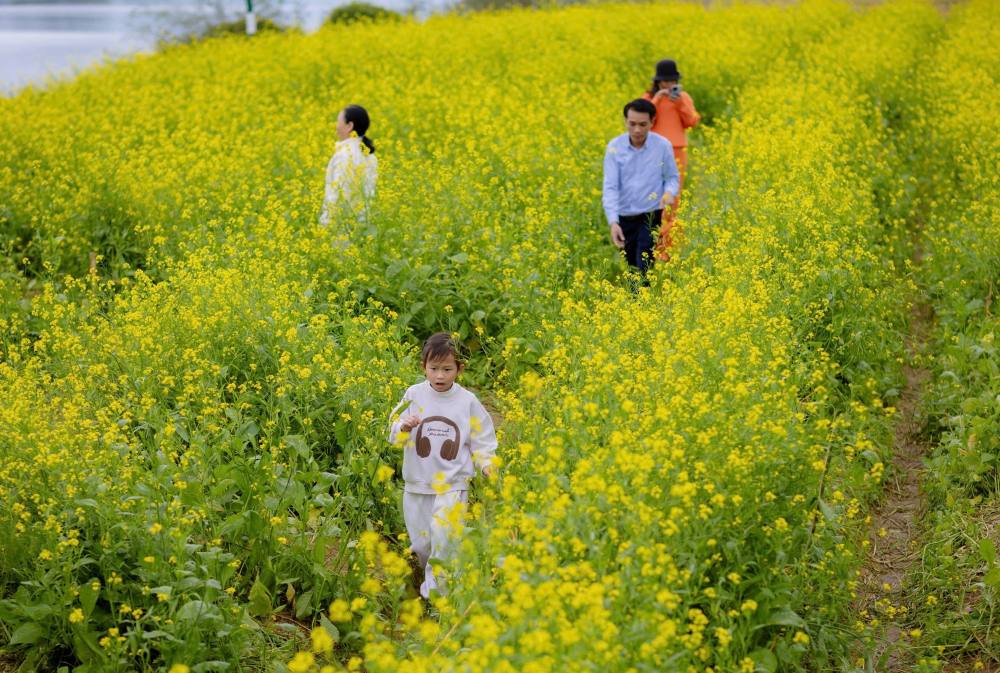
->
xmin=415 ymin=416 xmax=462 ymax=461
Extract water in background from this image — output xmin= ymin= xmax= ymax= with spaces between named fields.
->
xmin=0 ymin=1 xmax=437 ymax=93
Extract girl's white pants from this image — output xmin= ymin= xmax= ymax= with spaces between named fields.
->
xmin=403 ymin=490 xmax=468 ymax=599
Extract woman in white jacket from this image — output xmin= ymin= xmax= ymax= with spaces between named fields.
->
xmin=319 ymin=104 xmax=378 ymax=228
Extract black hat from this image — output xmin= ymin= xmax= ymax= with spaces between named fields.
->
xmin=652 ymin=59 xmax=681 ymax=82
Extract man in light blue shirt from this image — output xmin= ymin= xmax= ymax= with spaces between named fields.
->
xmin=602 ymin=98 xmax=680 ymax=274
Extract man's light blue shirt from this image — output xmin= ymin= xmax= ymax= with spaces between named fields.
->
xmin=602 ymin=131 xmax=680 ymax=227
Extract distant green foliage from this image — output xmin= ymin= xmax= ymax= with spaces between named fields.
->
xmin=327 ymin=2 xmax=401 ymax=25
xmin=204 ymin=17 xmax=288 ymax=38
xmin=459 ymin=0 xmax=574 ymax=12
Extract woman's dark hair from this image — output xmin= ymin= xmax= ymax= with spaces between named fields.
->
xmin=647 ymin=79 xmax=669 ymax=97
xmin=623 ymin=98 xmax=657 ymax=120
xmin=343 ymin=104 xmax=375 ymax=154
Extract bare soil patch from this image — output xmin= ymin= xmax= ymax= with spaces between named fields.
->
xmin=855 ymin=300 xmax=933 ymax=670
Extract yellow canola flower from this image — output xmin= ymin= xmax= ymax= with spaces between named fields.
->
xmin=431 ymin=472 xmax=450 ymax=495
xmin=328 ymin=599 xmax=352 ymax=623
xmin=287 ymin=652 xmax=315 ymax=673
xmin=375 ymin=464 xmax=395 ymax=483
xmin=311 ymin=626 xmax=335 ymax=654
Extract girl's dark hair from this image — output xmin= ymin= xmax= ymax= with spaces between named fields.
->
xmin=421 ymin=332 xmax=463 ymax=365
xmin=343 ymin=104 xmax=375 ymax=154
xmin=647 ymin=80 xmax=662 ymax=97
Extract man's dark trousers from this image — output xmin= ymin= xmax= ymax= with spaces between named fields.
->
xmin=619 ymin=209 xmax=663 ymax=275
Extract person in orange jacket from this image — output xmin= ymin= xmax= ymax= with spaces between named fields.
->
xmin=642 ymin=59 xmax=700 ymax=260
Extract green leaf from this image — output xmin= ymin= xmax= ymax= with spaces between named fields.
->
xmin=178 ymin=576 xmax=203 ymax=591
xmin=818 ymin=498 xmax=837 ymax=522
xmin=764 ymin=608 xmax=805 ymax=628
xmin=9 ymin=622 xmax=45 ymax=646
xmin=21 ymin=604 xmax=53 ymax=621
xmin=79 ymin=579 xmax=99 ymax=617
xmin=294 ymin=590 xmax=313 ymax=620
xmin=750 ymin=648 xmax=777 ymax=673
xmin=320 ymin=615 xmax=340 ymax=643
xmin=979 ymin=538 xmax=997 ymax=565
xmin=175 ymin=600 xmax=220 ymax=624
xmin=248 ymin=577 xmax=272 ymax=618
xmin=983 ymin=566 xmax=1000 ymax=587
xmin=278 ymin=477 xmax=307 ymax=505
xmin=239 ymin=421 xmax=259 ymax=443
xmin=334 ymin=421 xmax=350 ymax=448
xmin=219 ymin=511 xmax=248 ymax=537
xmin=72 ymin=627 xmax=103 ymax=663
xmin=283 ymin=435 xmax=310 ymax=459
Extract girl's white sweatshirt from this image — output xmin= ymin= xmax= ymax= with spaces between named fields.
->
xmin=388 ymin=381 xmax=497 ymax=494
xmin=319 ymin=136 xmax=378 ymax=225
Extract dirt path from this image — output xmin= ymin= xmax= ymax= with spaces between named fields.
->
xmin=855 ymin=295 xmax=933 ymax=670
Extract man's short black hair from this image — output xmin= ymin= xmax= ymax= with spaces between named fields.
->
xmin=623 ymin=98 xmax=657 ymax=120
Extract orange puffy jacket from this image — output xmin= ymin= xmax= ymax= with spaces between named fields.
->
xmin=642 ymin=90 xmax=700 ymax=147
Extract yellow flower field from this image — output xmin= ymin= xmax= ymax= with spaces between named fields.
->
xmin=1 ymin=0 xmax=996 ymax=671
